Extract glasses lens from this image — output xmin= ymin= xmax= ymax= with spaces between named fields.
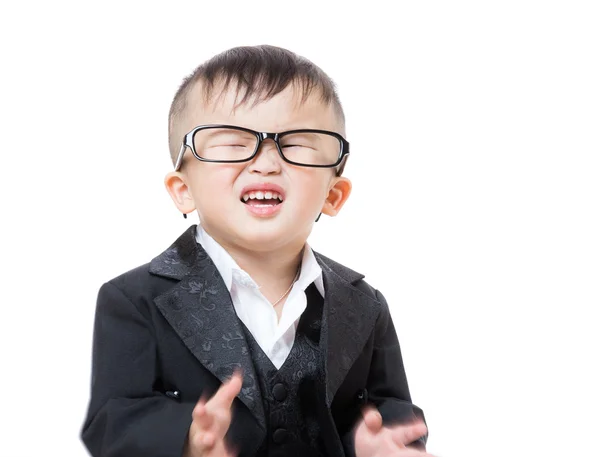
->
xmin=193 ymin=127 xmax=258 ymax=161
xmin=279 ymin=131 xmax=342 ymax=166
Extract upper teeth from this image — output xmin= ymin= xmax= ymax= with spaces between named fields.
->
xmin=242 ymin=191 xmax=283 ymax=202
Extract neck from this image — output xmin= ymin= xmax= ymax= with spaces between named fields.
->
xmin=206 ymin=230 xmax=305 ymax=302
xmin=233 ymin=246 xmax=303 ymax=289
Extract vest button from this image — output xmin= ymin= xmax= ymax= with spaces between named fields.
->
xmin=272 ymin=428 xmax=288 ymax=444
xmin=272 ymin=383 xmax=287 ymax=401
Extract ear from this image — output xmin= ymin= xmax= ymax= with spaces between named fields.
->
xmin=164 ymin=171 xmax=196 ymax=217
xmin=321 ymin=177 xmax=352 ymax=217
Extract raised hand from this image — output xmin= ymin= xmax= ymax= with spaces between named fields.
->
xmin=183 ymin=372 xmax=243 ymax=457
xmin=354 ymin=406 xmax=435 ymax=457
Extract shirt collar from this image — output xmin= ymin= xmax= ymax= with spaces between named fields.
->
xmin=298 ymin=241 xmax=324 ymax=297
xmin=195 ymin=225 xmax=237 ymax=291
xmin=195 ymin=224 xmax=323 ymax=296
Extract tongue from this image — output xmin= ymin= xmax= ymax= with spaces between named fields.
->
xmin=246 ymin=198 xmax=280 ymax=206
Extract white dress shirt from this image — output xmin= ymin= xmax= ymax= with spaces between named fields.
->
xmin=195 ymin=225 xmax=324 ymax=369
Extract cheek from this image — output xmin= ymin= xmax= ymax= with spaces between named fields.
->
xmin=187 ymin=166 xmax=241 ymax=205
xmin=292 ymin=172 xmax=331 ymax=206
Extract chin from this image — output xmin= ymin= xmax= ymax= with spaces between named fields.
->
xmin=234 ymin=229 xmax=288 ymax=250
xmin=233 ymin=223 xmax=306 ymax=252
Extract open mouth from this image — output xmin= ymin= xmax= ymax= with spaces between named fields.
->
xmin=241 ymin=190 xmax=284 ymax=207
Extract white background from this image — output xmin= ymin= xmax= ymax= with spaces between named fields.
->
xmin=1 ymin=1 xmax=598 ymax=456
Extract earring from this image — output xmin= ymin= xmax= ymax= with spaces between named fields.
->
xmin=183 ymin=213 xmax=188 ymax=219
xmin=315 ymin=213 xmax=322 ymax=222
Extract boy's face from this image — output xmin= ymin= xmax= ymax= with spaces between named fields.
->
xmin=165 ymin=83 xmax=351 ymax=253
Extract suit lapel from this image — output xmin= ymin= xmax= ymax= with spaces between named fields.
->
xmin=149 ymin=226 xmax=266 ymax=432
xmin=149 ymin=226 xmax=382 ymax=423
xmin=316 ymin=253 xmax=382 ymax=407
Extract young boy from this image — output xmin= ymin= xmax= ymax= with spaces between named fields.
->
xmin=81 ymin=45 xmax=431 ymax=457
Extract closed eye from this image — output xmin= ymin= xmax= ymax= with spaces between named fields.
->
xmin=208 ymin=144 xmax=250 ymax=148
xmin=282 ymin=144 xmax=316 ymax=150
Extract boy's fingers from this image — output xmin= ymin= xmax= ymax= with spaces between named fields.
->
xmin=207 ymin=372 xmax=243 ymax=409
xmin=190 ymin=427 xmax=213 ymax=454
xmin=190 ymin=372 xmax=243 ymax=448
xmin=201 ymin=432 xmax=215 ymax=448
xmin=389 ymin=420 xmax=428 ymax=447
xmin=361 ymin=406 xmax=382 ymax=432
xmin=192 ymin=402 xmax=205 ymax=419
xmin=193 ymin=401 xmax=215 ymax=429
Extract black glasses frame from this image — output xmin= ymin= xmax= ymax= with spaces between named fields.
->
xmin=174 ymin=124 xmax=350 ymax=172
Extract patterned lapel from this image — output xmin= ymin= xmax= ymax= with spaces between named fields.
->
xmin=149 ymin=225 xmax=266 ymax=432
xmin=315 ymin=253 xmax=382 ymax=407
xmin=149 ymin=226 xmax=383 ymax=418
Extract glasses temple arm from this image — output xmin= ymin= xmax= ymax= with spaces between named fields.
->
xmin=174 ymin=143 xmax=186 ymax=171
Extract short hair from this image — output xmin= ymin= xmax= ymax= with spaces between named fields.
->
xmin=168 ymin=45 xmax=345 ymax=165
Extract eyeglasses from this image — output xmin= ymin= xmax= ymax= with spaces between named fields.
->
xmin=174 ymin=124 xmax=350 ymax=172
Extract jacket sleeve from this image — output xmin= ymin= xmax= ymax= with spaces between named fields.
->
xmin=81 ymin=282 xmax=195 ymax=457
xmin=342 ymin=289 xmax=427 ymax=456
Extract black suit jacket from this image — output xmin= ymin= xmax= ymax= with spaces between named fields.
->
xmin=81 ymin=226 xmax=426 ymax=456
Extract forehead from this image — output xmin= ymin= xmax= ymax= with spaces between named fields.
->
xmin=182 ymin=80 xmax=343 ymax=134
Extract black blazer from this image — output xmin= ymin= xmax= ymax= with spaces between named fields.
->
xmin=81 ymin=226 xmax=426 ymax=457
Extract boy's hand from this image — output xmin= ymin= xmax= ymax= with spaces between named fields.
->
xmin=354 ymin=406 xmax=435 ymax=457
xmin=183 ymin=372 xmax=243 ymax=457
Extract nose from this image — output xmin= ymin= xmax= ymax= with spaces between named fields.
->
xmin=248 ymin=139 xmax=282 ymax=175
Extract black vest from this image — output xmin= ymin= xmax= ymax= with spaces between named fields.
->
xmin=239 ymin=284 xmax=328 ymax=457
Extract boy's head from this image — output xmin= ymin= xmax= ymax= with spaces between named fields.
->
xmin=165 ymin=45 xmax=352 ymax=253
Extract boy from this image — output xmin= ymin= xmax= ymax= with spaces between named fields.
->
xmin=81 ymin=45 xmax=431 ymax=457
